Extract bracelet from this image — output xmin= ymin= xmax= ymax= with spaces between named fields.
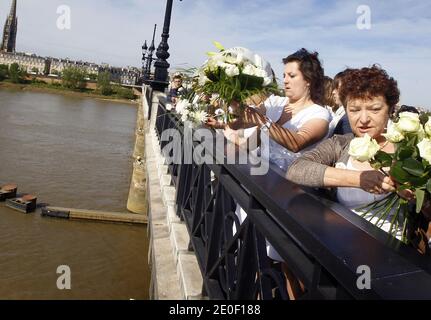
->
xmin=261 ymin=119 xmax=272 ymax=132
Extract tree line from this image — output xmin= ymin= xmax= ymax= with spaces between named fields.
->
xmin=0 ymin=63 xmax=136 ymax=100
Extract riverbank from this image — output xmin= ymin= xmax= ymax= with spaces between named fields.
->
xmin=0 ymin=81 xmax=139 ymax=105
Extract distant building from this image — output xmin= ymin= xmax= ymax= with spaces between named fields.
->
xmin=49 ymin=57 xmax=99 ymax=77
xmin=99 ymin=64 xmax=141 ymax=85
xmin=0 ymin=0 xmax=141 ymax=85
xmin=0 ymin=51 xmax=141 ymax=85
xmin=1 ymin=0 xmax=18 ymax=53
xmin=0 ymin=51 xmax=47 ymax=74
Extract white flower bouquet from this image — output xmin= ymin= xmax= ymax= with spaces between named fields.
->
xmin=348 ymin=111 xmax=431 ymax=242
xmin=193 ymin=42 xmax=280 ymax=123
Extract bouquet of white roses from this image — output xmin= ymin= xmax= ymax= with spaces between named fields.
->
xmin=193 ymin=42 xmax=280 ymax=123
xmin=349 ymin=111 xmax=431 ymax=242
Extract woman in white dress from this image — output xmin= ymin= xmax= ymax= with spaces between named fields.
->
xmin=221 ymin=48 xmax=332 ymax=171
xmin=225 ymin=49 xmax=332 ymax=253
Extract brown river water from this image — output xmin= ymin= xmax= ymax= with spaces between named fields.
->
xmin=0 ymin=87 xmax=149 ymax=299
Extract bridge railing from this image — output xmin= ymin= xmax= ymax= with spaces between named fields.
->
xmin=151 ymin=94 xmax=431 ymax=300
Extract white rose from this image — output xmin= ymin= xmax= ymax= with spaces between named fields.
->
xmin=263 ymin=76 xmax=272 ymax=86
xmin=205 ymin=54 xmax=224 ymax=71
xmin=223 ymin=53 xmax=243 ymax=65
xmin=424 ymin=119 xmax=431 ymax=137
xmin=348 ymin=133 xmax=380 ymax=162
xmin=166 ymin=103 xmax=173 ymax=111
xmin=417 ymin=138 xmax=431 ymax=163
xmin=242 ymin=64 xmax=258 ymax=77
xmin=198 ymin=74 xmax=210 ymax=86
xmin=383 ymin=121 xmax=404 ymax=143
xmin=397 ymin=112 xmax=421 ymax=133
xmin=222 ymin=63 xmax=240 ymax=77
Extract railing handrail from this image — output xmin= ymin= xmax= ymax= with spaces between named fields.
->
xmin=151 ymin=92 xmax=431 ymax=299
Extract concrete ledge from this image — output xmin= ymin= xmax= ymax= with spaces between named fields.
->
xmin=167 ymin=205 xmax=181 ymax=228
xmin=170 ymin=223 xmax=190 ymax=265
xmin=177 ymin=253 xmax=204 ymax=300
xmin=160 ymin=174 xmax=172 ymax=187
xmin=152 ymin=237 xmax=182 ymax=299
xmin=162 ymin=185 xmax=177 ymax=206
xmin=145 ymin=89 xmax=204 ymax=300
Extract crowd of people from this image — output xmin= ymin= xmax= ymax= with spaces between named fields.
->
xmin=166 ymin=48 xmax=431 ymax=296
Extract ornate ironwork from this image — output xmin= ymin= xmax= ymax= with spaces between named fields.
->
xmin=151 ymin=93 xmax=431 ymax=300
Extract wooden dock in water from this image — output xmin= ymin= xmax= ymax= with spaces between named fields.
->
xmin=42 ymin=206 xmax=147 ymax=224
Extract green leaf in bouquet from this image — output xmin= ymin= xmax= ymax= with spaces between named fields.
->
xmin=238 ymin=73 xmax=264 ymax=90
xmin=426 ymin=179 xmax=431 ymax=194
xmin=213 ymin=41 xmax=225 ymax=51
xmin=415 ymin=188 xmax=425 ymax=213
xmin=419 ymin=113 xmax=429 ymax=126
xmin=396 ymin=145 xmax=415 ymax=160
xmin=373 ymin=150 xmax=393 ymax=167
xmin=409 ymin=175 xmax=429 ymax=187
xmin=390 ymin=162 xmax=412 ymax=183
xmin=402 ymin=158 xmax=425 ymax=177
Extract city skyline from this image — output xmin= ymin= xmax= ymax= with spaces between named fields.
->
xmin=0 ymin=0 xmax=430 ymax=107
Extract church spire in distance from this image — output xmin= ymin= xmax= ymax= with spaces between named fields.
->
xmin=1 ymin=0 xmax=18 ymax=53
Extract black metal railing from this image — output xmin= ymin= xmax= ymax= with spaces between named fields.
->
xmin=152 ymin=95 xmax=431 ymax=300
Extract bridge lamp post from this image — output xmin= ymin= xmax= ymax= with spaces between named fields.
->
xmin=145 ymin=24 xmax=157 ymax=82
xmin=141 ymin=41 xmax=148 ymax=82
xmin=151 ymin=0 xmax=182 ymax=91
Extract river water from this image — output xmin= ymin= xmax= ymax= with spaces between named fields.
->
xmin=0 ymin=87 xmax=149 ymax=299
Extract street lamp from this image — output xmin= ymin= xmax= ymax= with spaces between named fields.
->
xmin=141 ymin=41 xmax=148 ymax=81
xmin=144 ymin=24 xmax=157 ymax=81
xmin=151 ymin=0 xmax=182 ymax=91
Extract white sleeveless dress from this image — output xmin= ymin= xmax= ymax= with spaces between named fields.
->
xmin=235 ymin=96 xmax=331 ymax=254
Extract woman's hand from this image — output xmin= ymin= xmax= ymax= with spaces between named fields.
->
xmin=205 ymin=117 xmax=226 ymax=129
xmin=359 ymin=170 xmax=396 ymax=194
xmin=397 ymin=188 xmax=431 ymax=221
xmin=243 ymin=106 xmax=267 ymax=127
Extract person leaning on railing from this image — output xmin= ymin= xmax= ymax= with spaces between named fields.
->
xmin=286 ymin=65 xmax=431 ymax=254
xmin=206 ymin=48 xmax=333 ymax=300
xmin=167 ymin=74 xmax=185 ymax=105
xmin=207 ymin=48 xmax=332 ymax=172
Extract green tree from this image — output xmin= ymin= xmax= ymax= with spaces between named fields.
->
xmin=0 ymin=64 xmax=8 ymax=81
xmin=113 ymin=85 xmax=135 ymax=100
xmin=89 ymin=73 xmax=97 ymax=81
xmin=62 ymin=67 xmax=87 ymax=90
xmin=97 ymin=71 xmax=113 ymax=95
xmin=9 ymin=63 xmax=26 ymax=83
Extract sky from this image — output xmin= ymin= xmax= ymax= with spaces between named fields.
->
xmin=0 ymin=0 xmax=430 ymax=107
